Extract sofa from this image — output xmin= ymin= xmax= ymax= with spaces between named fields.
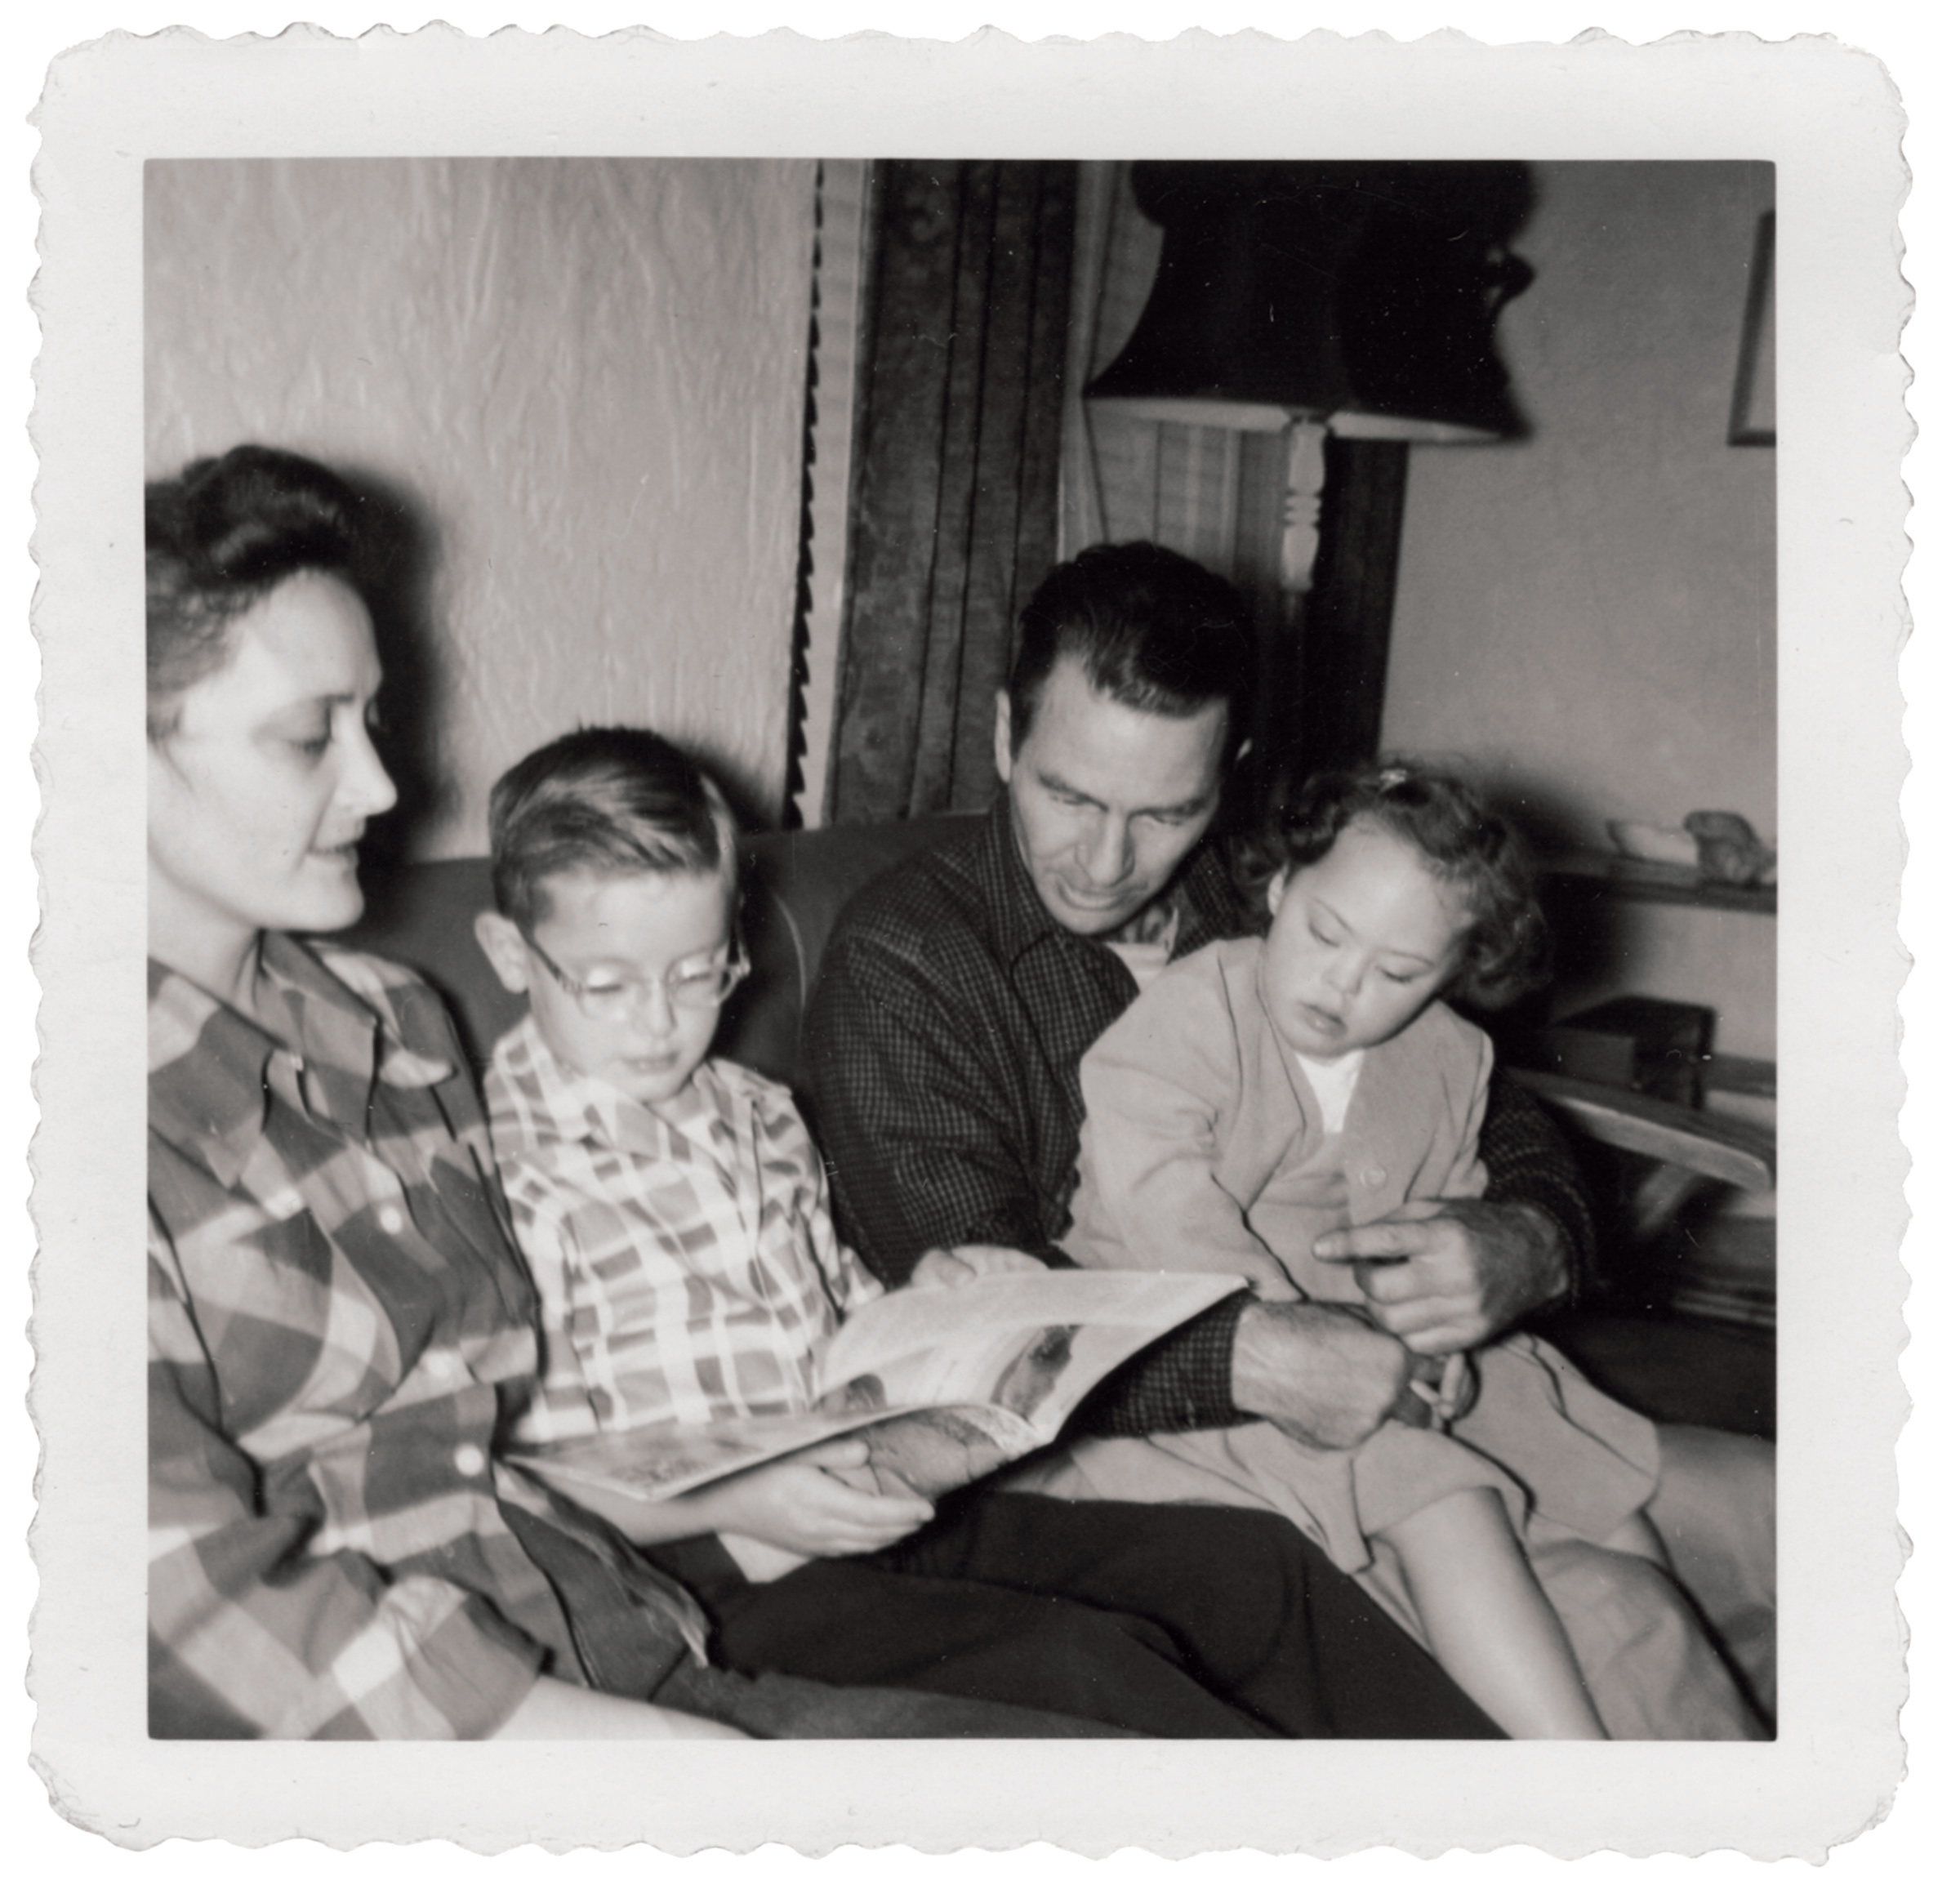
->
xmin=339 ymin=813 xmax=1772 ymax=1442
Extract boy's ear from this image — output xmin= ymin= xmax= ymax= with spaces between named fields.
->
xmin=474 ymin=910 xmax=533 ymax=996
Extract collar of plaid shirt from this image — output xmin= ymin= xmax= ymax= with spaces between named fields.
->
xmin=148 ymin=931 xmax=457 ymax=1189
xmin=493 ymin=1011 xmax=745 ymax=1173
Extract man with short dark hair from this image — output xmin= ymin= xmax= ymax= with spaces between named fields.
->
xmin=805 ymin=540 xmax=1774 ymax=1729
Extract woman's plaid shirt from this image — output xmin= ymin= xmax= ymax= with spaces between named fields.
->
xmin=148 ymin=938 xmax=705 ymax=1740
xmin=485 ymin=1017 xmax=881 ymax=1446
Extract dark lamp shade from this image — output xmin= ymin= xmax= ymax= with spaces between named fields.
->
xmin=1088 ymin=162 xmax=1534 ymax=442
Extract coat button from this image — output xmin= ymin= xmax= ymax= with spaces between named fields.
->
xmin=452 ymin=1443 xmax=487 ymax=1479
xmin=1360 ymin=1165 xmax=1388 ymax=1188
xmin=377 ymin=1205 xmax=405 ymax=1236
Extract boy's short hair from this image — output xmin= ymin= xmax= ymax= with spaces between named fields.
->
xmin=1240 ymin=758 xmax=1552 ymax=1010
xmin=488 ymin=726 xmax=740 ymax=934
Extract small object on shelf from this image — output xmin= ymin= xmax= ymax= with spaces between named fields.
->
xmin=1540 ymin=847 xmax=1776 ymax=915
xmin=1684 ymin=810 xmax=1776 ymax=889
xmin=1606 ymin=819 xmax=1700 ymax=870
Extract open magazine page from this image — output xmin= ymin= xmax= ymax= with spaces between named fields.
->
xmin=510 ymin=1405 xmax=897 ymax=1505
xmin=813 ymin=1270 xmax=1244 ymax=1444
xmin=514 ymin=1270 xmax=1242 ymax=1507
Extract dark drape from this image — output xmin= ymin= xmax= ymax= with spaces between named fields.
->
xmin=827 ymin=159 xmax=1077 ymax=824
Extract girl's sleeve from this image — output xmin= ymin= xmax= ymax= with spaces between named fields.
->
xmin=147 ymin=1219 xmax=544 ymax=1740
xmin=1072 ymin=969 xmax=1294 ymax=1291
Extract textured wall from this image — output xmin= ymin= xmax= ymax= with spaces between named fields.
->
xmin=1382 ymin=162 xmax=1778 ymax=1058
xmin=147 ymin=158 xmax=815 ymax=855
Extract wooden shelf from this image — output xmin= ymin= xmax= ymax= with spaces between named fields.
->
xmin=1540 ymin=850 xmax=1776 ymax=916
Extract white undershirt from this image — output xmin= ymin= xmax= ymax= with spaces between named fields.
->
xmin=1294 ymin=1047 xmax=1366 ymax=1134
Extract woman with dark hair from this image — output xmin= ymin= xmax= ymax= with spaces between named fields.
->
xmin=149 ymin=446 xmax=754 ymax=1738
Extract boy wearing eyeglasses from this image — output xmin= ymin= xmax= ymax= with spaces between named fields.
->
xmin=470 ymin=725 xmax=1391 ymax=1738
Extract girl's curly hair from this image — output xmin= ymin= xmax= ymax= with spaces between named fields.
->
xmin=1238 ymin=760 xmax=1552 ymax=1010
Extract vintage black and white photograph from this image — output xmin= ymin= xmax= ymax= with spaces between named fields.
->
xmin=24 ymin=21 xmax=1913 ymax=1860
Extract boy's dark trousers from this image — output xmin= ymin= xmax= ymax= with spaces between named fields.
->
xmin=644 ymin=1489 xmax=1503 ymax=1739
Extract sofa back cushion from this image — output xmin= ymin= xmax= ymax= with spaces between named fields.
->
xmin=336 ymin=815 xmax=976 ymax=1094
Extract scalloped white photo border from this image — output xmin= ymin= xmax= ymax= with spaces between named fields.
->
xmin=25 ymin=20 xmax=1911 ymax=1859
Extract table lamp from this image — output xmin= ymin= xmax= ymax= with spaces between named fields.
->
xmin=1087 ymin=161 xmax=1533 ymax=589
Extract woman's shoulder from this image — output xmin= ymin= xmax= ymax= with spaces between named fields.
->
xmin=305 ymin=937 xmax=436 ymax=998
xmin=301 ymin=938 xmax=469 ymax=1067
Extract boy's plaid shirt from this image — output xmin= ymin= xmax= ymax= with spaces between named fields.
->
xmin=485 ymin=1016 xmax=880 ymax=1446
xmin=148 ymin=938 xmax=705 ymax=1740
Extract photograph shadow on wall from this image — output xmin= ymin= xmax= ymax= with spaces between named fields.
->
xmin=341 ymin=463 xmax=449 ymax=912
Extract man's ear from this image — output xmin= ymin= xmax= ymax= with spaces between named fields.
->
xmin=474 ymin=910 xmax=533 ymax=996
xmin=993 ymin=689 xmax=1015 ymax=787
xmin=1266 ymin=868 xmax=1290 ymax=920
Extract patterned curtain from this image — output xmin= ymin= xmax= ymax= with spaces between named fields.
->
xmin=826 ymin=159 xmax=1077 ymax=824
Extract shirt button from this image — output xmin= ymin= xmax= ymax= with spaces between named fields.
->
xmin=377 ymin=1206 xmax=405 ymax=1236
xmin=1360 ymin=1165 xmax=1387 ymax=1188
xmin=452 ymin=1443 xmax=487 ymax=1479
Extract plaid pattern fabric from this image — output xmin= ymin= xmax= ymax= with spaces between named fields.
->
xmin=804 ymin=799 xmax=1594 ymax=1439
xmin=487 ymin=1018 xmax=880 ymax=1445
xmin=149 ymin=938 xmax=705 ymax=1740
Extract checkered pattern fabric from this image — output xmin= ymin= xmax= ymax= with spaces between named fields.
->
xmin=148 ymin=938 xmax=706 ymax=1740
xmin=486 ymin=1018 xmax=880 ymax=1445
xmin=804 ymin=799 xmax=1595 ymax=1439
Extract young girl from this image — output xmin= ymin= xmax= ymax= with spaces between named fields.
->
xmin=1034 ymin=761 xmax=1744 ymax=1740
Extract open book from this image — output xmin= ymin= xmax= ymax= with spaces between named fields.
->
xmin=511 ymin=1268 xmax=1243 ymax=1508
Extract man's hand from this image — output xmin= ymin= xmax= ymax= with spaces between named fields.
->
xmin=1311 ymin=1198 xmax=1568 ymax=1356
xmin=1229 ymin=1299 xmax=1432 ymax=1451
xmin=911 ymin=1244 xmax=1050 ymax=1288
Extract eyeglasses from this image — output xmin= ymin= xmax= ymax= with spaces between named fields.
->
xmin=522 ymin=931 xmax=751 ymax=1022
